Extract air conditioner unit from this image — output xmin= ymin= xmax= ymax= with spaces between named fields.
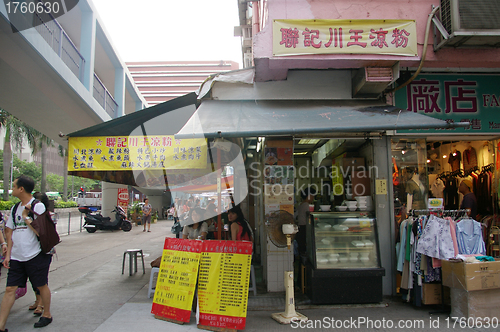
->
xmin=435 ymin=0 xmax=500 ymax=49
xmin=352 ymin=65 xmax=399 ymax=98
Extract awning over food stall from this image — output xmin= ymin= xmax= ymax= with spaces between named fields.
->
xmin=65 ymin=92 xmax=248 ymax=209
xmin=175 ymin=99 xmax=469 ymax=139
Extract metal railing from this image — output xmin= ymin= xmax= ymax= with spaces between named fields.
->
xmin=93 ymin=73 xmax=118 ymax=117
xmin=33 ymin=4 xmax=85 ymax=82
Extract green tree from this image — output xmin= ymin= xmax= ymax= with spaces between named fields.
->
xmin=24 ymin=126 xmax=53 ymax=193
xmin=0 ymin=110 xmax=30 ymax=200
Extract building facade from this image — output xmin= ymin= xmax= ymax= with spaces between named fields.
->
xmin=228 ymin=0 xmax=500 ymax=300
xmin=127 ymin=61 xmax=239 ymax=106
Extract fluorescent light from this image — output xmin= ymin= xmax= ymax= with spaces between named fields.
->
xmin=293 ymin=152 xmax=308 ymax=155
xmin=298 ymin=139 xmax=320 ymax=145
xmin=247 ymin=145 xmax=257 ymax=150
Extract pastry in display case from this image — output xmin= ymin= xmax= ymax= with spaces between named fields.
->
xmin=309 ymin=212 xmax=380 ymax=269
xmin=305 ymin=212 xmax=385 ymax=304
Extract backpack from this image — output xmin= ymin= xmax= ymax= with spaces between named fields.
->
xmin=13 ymin=200 xmax=61 ymax=254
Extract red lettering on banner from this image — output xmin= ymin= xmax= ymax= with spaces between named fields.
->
xmin=117 ymin=137 xmax=127 ymax=148
xmin=163 ymin=136 xmax=172 ymax=147
xmin=151 ymin=136 xmax=161 ymax=147
xmin=129 ymin=137 xmax=138 ymax=147
xmin=279 ymin=28 xmax=299 ymax=48
xmin=392 ymin=28 xmax=410 ymax=48
xmin=347 ymin=29 xmax=367 ymax=48
xmin=302 ymin=28 xmax=322 ymax=48
xmin=106 ymin=137 xmax=116 ymax=147
xmin=369 ymin=28 xmax=388 ymax=48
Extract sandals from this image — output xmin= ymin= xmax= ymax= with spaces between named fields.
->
xmin=33 ymin=305 xmax=43 ymax=316
xmin=29 ymin=302 xmax=39 ymax=310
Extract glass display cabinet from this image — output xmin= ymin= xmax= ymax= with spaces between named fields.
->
xmin=305 ymin=212 xmax=385 ymax=304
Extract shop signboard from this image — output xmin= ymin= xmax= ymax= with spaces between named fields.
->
xmin=264 ymin=140 xmax=294 ymax=215
xmin=151 ymin=238 xmax=202 ymax=323
xmin=197 ymin=240 xmax=253 ymax=330
xmin=395 ymin=74 xmax=500 ymax=134
xmin=116 ymin=188 xmax=129 ymax=215
xmin=273 ymin=19 xmax=417 ymax=57
xmin=68 ymin=136 xmax=207 ymax=171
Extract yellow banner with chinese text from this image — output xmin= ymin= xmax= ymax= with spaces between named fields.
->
xmin=68 ymin=136 xmax=207 ymax=171
xmin=273 ymin=19 xmax=417 ymax=57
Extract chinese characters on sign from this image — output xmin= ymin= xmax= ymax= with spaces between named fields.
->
xmin=197 ymin=241 xmax=252 ymax=330
xmin=273 ymin=19 xmax=417 ymax=56
xmin=68 ymin=136 xmax=207 ymax=171
xmin=151 ymin=238 xmax=202 ymax=323
xmin=395 ymin=75 xmax=500 ymax=133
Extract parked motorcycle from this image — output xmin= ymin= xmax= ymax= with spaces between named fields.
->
xmin=78 ymin=206 xmax=132 ymax=233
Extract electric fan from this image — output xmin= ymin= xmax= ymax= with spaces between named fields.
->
xmin=265 ymin=210 xmax=308 ymax=324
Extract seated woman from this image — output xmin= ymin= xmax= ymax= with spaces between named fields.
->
xmin=228 ymin=205 xmax=253 ymax=242
xmin=182 ymin=207 xmax=208 ymax=240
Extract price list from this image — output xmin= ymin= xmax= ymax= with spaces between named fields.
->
xmin=151 ymin=238 xmax=202 ymax=323
xmin=197 ymin=241 xmax=253 ymax=330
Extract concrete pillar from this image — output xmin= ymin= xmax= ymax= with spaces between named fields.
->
xmin=80 ymin=9 xmax=96 ymax=92
xmin=114 ymin=67 xmax=125 ymax=118
xmin=373 ymin=136 xmax=396 ymax=296
xmin=101 ymin=182 xmax=127 ymax=218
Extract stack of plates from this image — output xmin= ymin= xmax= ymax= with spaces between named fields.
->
xmin=355 ymin=196 xmax=373 ymax=211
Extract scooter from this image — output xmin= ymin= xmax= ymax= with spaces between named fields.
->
xmin=78 ymin=206 xmax=132 ymax=233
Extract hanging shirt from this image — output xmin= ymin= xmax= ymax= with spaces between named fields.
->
xmin=463 ymin=147 xmax=478 ymax=170
xmin=456 ymin=218 xmax=486 ymax=255
xmin=430 ymin=178 xmax=445 ymax=198
xmin=448 ymin=151 xmax=462 ymax=172
xmin=416 ymin=215 xmax=455 ymax=260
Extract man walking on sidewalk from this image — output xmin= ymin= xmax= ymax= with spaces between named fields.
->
xmin=0 ymin=176 xmax=53 ymax=331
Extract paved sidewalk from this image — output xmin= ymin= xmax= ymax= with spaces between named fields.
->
xmin=0 ymin=219 xmax=496 ymax=331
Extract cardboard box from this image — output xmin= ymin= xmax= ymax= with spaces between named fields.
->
xmin=442 ymin=260 xmax=500 ymax=291
xmin=450 ymin=288 xmax=500 ymax=319
xmin=342 ymin=158 xmax=365 ymax=172
xmin=422 ymin=283 xmax=442 ymax=305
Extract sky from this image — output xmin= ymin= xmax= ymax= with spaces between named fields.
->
xmin=91 ymin=0 xmax=243 ymax=66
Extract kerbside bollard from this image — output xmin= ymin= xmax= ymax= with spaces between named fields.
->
xmin=80 ymin=214 xmax=83 ymax=232
xmin=68 ymin=212 xmax=71 ymax=235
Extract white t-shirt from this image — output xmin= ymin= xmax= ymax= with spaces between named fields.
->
xmin=182 ymin=222 xmax=208 ymax=239
xmin=6 ymin=198 xmax=46 ymax=261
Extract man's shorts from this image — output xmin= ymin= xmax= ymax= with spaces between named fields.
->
xmin=7 ymin=252 xmax=52 ymax=288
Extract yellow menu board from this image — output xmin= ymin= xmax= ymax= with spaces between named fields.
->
xmin=197 ymin=241 xmax=253 ymax=330
xmin=151 ymin=238 xmax=202 ymax=323
xmin=68 ymin=136 xmax=207 ymax=171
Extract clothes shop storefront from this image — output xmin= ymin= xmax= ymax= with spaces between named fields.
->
xmin=390 ymin=73 xmax=500 ymax=307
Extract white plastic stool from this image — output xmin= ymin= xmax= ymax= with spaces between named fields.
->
xmin=148 ymin=267 xmax=160 ymax=298
xmin=248 ymin=265 xmax=257 ymax=296
xmin=122 ymin=249 xmax=145 ymax=276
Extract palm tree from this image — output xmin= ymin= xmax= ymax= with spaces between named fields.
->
xmin=0 ymin=109 xmax=30 ymax=200
xmin=25 ymin=127 xmax=53 ymax=193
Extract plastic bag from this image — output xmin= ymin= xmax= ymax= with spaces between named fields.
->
xmin=15 ymin=286 xmax=27 ymax=300
xmin=171 ymin=221 xmax=181 ymax=234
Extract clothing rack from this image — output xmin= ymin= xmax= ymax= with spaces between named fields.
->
xmin=410 ymin=208 xmax=470 ymax=315
xmin=411 ymin=209 xmax=469 ymax=218
xmin=463 ymin=166 xmax=479 ymax=177
xmin=481 ymin=163 xmax=494 ymax=173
